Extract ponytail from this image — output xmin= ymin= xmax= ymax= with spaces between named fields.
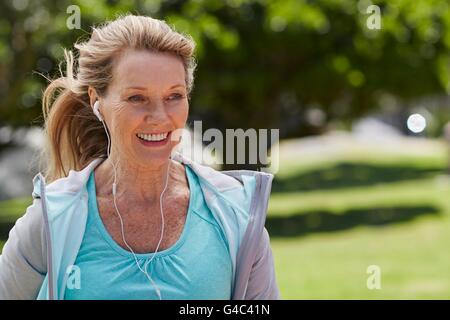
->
xmin=41 ymin=49 xmax=106 ymax=182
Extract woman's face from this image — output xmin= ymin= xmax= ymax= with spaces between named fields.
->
xmin=90 ymin=48 xmax=188 ymax=167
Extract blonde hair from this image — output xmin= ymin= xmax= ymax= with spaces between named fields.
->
xmin=41 ymin=14 xmax=197 ymax=182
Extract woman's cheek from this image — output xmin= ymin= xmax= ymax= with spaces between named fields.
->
xmin=112 ymin=110 xmax=133 ymax=144
xmin=175 ymin=102 xmax=189 ymax=126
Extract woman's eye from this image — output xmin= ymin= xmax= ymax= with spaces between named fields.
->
xmin=168 ymin=93 xmax=184 ymax=101
xmin=128 ymin=95 xmax=146 ymax=103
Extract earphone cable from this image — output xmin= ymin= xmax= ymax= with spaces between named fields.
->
xmin=100 ymin=118 xmax=167 ymax=300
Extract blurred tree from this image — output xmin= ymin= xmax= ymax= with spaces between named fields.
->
xmin=0 ymin=0 xmax=449 ymax=143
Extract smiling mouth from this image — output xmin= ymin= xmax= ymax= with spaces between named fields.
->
xmin=136 ymin=132 xmax=171 ymax=142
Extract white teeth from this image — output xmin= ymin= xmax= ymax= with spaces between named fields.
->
xmin=137 ymin=132 xmax=169 ymax=142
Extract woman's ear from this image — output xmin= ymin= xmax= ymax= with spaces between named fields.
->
xmin=88 ymin=86 xmax=98 ymax=110
xmin=88 ymin=86 xmax=103 ymax=121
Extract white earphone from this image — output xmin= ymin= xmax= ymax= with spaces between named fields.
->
xmin=93 ymin=100 xmax=168 ymax=300
xmin=93 ymin=100 xmax=103 ymax=122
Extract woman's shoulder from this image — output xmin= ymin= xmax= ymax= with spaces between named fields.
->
xmin=178 ymin=157 xmax=261 ymax=192
xmin=32 ymin=158 xmax=104 ymax=198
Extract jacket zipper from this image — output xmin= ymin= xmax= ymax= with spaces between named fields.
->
xmin=242 ymin=173 xmax=268 ymax=297
xmin=36 ymin=173 xmax=55 ymax=300
xmin=231 ymin=172 xmax=272 ymax=299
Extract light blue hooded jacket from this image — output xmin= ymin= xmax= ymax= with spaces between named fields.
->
xmin=0 ymin=152 xmax=280 ymax=300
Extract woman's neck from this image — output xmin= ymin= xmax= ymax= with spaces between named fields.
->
xmin=95 ymin=156 xmax=177 ymax=204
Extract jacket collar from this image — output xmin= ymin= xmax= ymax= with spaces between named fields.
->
xmin=32 ymin=157 xmax=103 ymax=198
xmin=32 ymin=151 xmax=266 ymax=198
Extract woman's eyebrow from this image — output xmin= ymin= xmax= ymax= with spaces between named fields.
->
xmin=123 ymin=86 xmax=147 ymax=91
xmin=122 ymin=84 xmax=185 ymax=91
xmin=169 ymin=84 xmax=185 ymax=89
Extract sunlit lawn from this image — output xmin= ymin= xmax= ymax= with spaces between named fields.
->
xmin=268 ymin=142 xmax=450 ymax=299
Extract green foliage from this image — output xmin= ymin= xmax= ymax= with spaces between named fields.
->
xmin=0 ymin=0 xmax=449 ymax=137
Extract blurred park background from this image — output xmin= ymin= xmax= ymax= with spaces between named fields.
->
xmin=1 ymin=0 xmax=450 ymax=299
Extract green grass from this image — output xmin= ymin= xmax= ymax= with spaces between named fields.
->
xmin=268 ymin=145 xmax=450 ymax=299
xmin=0 ymin=197 xmax=33 ymax=220
xmin=269 ymin=177 xmax=450 ymax=216
xmin=272 ymin=214 xmax=450 ymax=299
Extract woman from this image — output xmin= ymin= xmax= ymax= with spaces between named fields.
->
xmin=0 ymin=14 xmax=279 ymax=300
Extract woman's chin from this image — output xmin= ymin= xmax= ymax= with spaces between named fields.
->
xmin=133 ymin=146 xmax=174 ymax=164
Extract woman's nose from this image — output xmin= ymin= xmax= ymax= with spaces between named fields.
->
xmin=144 ymin=100 xmax=169 ymax=122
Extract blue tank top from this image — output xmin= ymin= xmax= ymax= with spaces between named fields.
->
xmin=64 ymin=165 xmax=232 ymax=299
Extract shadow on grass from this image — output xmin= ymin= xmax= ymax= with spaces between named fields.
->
xmin=266 ymin=205 xmax=440 ymax=238
xmin=272 ymin=163 xmax=443 ymax=193
xmin=0 ymin=205 xmax=442 ymax=248
xmin=0 ymin=217 xmax=17 ymax=245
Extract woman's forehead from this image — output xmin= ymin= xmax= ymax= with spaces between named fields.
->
xmin=112 ymin=49 xmax=185 ymax=89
